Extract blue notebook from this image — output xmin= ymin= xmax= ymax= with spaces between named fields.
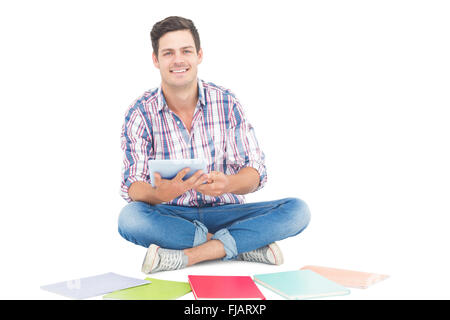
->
xmin=253 ymin=270 xmax=350 ymax=300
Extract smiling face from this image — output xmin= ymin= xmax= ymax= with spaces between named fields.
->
xmin=152 ymin=30 xmax=203 ymax=90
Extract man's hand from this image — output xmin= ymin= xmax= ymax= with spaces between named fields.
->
xmin=194 ymin=167 xmax=260 ymax=197
xmin=129 ymin=167 xmax=260 ymax=204
xmin=153 ymin=168 xmax=209 ymax=203
xmin=194 ymin=171 xmax=231 ymax=197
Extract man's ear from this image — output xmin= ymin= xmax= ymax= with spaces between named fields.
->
xmin=152 ymin=52 xmax=160 ymax=69
xmin=197 ymin=48 xmax=203 ymax=64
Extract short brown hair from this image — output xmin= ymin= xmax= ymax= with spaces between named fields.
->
xmin=150 ymin=16 xmax=201 ymax=57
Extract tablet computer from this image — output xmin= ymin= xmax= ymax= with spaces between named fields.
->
xmin=148 ymin=158 xmax=207 ymax=187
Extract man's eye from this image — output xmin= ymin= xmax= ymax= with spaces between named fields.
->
xmin=163 ymin=52 xmax=172 ymax=56
xmin=184 ymin=50 xmax=192 ymax=54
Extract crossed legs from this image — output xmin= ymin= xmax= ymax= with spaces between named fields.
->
xmin=118 ymin=197 xmax=310 ymax=271
xmin=184 ymin=235 xmax=225 ymax=266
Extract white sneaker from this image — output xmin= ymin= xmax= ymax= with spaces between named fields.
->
xmin=141 ymin=244 xmax=188 ymax=274
xmin=236 ymin=242 xmax=284 ymax=265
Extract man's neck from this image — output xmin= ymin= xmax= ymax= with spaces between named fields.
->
xmin=161 ymin=80 xmax=198 ymax=115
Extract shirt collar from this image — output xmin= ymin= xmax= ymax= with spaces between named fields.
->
xmin=157 ymin=78 xmax=206 ymax=112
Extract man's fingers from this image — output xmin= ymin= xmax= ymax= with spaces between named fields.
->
xmin=195 ymin=183 xmax=220 ymax=197
xmin=174 ymin=167 xmax=191 ymax=182
xmin=187 ymin=170 xmax=208 ymax=185
xmin=195 ymin=183 xmax=208 ymax=193
xmin=193 ymin=173 xmax=211 ymax=192
xmin=153 ymin=172 xmax=162 ymax=187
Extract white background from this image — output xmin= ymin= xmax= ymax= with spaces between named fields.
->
xmin=1 ymin=0 xmax=449 ymax=299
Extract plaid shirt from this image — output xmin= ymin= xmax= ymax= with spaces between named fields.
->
xmin=120 ymin=78 xmax=267 ymax=206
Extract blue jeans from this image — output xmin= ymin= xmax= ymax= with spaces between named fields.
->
xmin=118 ymin=197 xmax=310 ymax=260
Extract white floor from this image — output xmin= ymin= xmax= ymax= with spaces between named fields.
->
xmin=10 ymin=213 xmax=449 ymax=300
xmin=7 ymin=188 xmax=445 ymax=300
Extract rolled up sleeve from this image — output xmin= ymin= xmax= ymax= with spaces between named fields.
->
xmin=120 ymin=106 xmax=153 ymax=202
xmin=226 ymin=99 xmax=267 ymax=191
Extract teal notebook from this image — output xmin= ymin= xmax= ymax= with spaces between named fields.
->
xmin=253 ymin=270 xmax=350 ymax=300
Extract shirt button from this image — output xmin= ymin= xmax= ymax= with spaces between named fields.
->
xmin=177 ymin=121 xmax=181 ymax=125
xmin=197 ymin=195 xmax=201 ymax=199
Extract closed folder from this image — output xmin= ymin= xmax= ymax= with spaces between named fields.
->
xmin=188 ymin=275 xmax=266 ymax=300
xmin=253 ymin=270 xmax=350 ymax=300
xmin=300 ymin=265 xmax=389 ymax=289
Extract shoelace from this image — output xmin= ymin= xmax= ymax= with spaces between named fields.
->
xmin=154 ymin=249 xmax=184 ymax=272
xmin=239 ymin=247 xmax=269 ymax=263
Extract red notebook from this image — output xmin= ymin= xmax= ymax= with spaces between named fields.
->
xmin=188 ymin=275 xmax=266 ymax=300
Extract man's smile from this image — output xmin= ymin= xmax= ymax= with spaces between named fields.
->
xmin=170 ymin=68 xmax=189 ymax=74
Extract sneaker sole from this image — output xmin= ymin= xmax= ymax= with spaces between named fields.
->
xmin=141 ymin=244 xmax=160 ymax=274
xmin=268 ymin=242 xmax=284 ymax=265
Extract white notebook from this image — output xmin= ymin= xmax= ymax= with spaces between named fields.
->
xmin=40 ymin=272 xmax=151 ymax=299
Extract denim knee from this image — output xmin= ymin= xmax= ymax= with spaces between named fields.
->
xmin=283 ymin=197 xmax=311 ymax=236
xmin=118 ymin=202 xmax=145 ymax=233
xmin=117 ymin=201 xmax=152 ymax=246
xmin=118 ymin=201 xmax=210 ymax=249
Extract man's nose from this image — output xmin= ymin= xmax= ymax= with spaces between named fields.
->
xmin=172 ymin=52 xmax=186 ymax=64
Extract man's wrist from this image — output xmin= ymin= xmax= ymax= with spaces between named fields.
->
xmin=226 ymin=168 xmax=260 ymax=195
xmin=224 ymin=174 xmax=235 ymax=194
xmin=129 ymin=181 xmax=163 ymax=205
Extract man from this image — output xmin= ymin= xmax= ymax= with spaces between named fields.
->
xmin=118 ymin=16 xmax=310 ymax=274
